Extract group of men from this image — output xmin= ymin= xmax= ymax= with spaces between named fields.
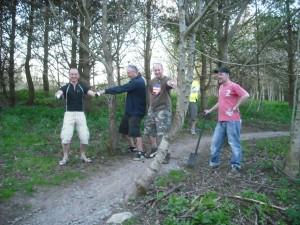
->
xmin=55 ymin=64 xmax=249 ymax=173
xmin=55 ymin=63 xmax=176 ymax=165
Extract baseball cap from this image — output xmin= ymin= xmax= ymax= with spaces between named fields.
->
xmin=218 ymin=67 xmax=230 ymax=75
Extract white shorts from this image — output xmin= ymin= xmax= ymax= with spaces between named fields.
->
xmin=60 ymin=112 xmax=90 ymax=145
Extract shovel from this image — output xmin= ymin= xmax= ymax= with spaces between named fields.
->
xmin=186 ymin=115 xmax=207 ymax=168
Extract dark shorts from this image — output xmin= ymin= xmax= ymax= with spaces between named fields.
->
xmin=188 ymin=102 xmax=198 ymax=121
xmin=119 ymin=115 xmax=143 ymax=138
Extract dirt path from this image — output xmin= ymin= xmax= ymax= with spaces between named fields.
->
xmin=1 ymin=131 xmax=289 ymax=225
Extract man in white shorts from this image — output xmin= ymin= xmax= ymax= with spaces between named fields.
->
xmin=55 ymin=68 xmax=100 ymax=166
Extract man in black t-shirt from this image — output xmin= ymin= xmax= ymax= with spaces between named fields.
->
xmin=55 ymin=68 xmax=100 ymax=166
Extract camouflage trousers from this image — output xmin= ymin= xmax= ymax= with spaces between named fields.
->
xmin=144 ymin=109 xmax=172 ymax=137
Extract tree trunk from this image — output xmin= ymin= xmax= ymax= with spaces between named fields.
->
xmin=135 ymin=0 xmax=200 ymax=195
xmin=25 ymin=0 xmax=35 ymax=105
xmin=200 ymin=52 xmax=207 ymax=111
xmin=144 ymin=0 xmax=153 ymax=107
xmin=70 ymin=1 xmax=78 ymax=67
xmin=286 ymin=0 xmax=295 ymax=107
xmin=102 ymin=0 xmax=118 ymax=153
xmin=0 ymin=4 xmax=7 ymax=97
xmin=78 ymin=0 xmax=91 ymax=112
xmin=8 ymin=0 xmax=17 ymax=106
xmin=284 ymin=83 xmax=300 ymax=177
xmin=78 ymin=0 xmax=91 ymax=86
xmin=43 ymin=0 xmax=50 ymax=95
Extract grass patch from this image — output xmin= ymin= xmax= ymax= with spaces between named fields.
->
xmin=154 ymin=170 xmax=187 ymax=188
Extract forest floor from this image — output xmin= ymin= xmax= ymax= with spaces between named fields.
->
xmin=0 ymin=129 xmax=290 ymax=225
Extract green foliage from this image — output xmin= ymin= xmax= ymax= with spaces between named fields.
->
xmin=122 ymin=217 xmax=140 ymax=225
xmin=286 ymin=204 xmax=300 ymax=225
xmin=165 ymin=194 xmax=190 ymax=215
xmin=241 ymin=100 xmax=291 ymax=125
xmin=154 ymin=170 xmax=187 ymax=187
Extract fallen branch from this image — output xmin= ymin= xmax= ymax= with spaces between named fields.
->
xmin=224 ymin=194 xmax=287 ymax=211
xmin=134 ymin=184 xmax=183 ymax=209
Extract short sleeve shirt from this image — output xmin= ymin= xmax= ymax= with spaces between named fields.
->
xmin=60 ymin=83 xmax=89 ymax=111
xmin=148 ymin=76 xmax=172 ymax=112
xmin=218 ymin=81 xmax=249 ymax=121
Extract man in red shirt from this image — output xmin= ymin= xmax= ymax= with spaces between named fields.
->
xmin=204 ymin=67 xmax=249 ymax=172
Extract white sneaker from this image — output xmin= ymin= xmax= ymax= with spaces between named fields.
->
xmin=191 ymin=129 xmax=196 ymax=135
xmin=80 ymin=156 xmax=92 ymax=163
xmin=59 ymin=158 xmax=68 ymax=166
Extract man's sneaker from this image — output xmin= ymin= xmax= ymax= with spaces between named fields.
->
xmin=162 ymin=152 xmax=170 ymax=164
xmin=59 ymin=158 xmax=68 ymax=166
xmin=148 ymin=147 xmax=158 ymax=158
xmin=133 ymin=151 xmax=145 ymax=161
xmin=191 ymin=129 xmax=196 ymax=135
xmin=80 ymin=156 xmax=92 ymax=163
xmin=127 ymin=146 xmax=138 ymax=153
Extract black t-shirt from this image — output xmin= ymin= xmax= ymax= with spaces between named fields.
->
xmin=60 ymin=83 xmax=89 ymax=111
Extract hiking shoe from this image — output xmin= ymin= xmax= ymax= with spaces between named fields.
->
xmin=133 ymin=151 xmax=145 ymax=161
xmin=162 ymin=153 xmax=170 ymax=164
xmin=191 ymin=129 xmax=196 ymax=135
xmin=80 ymin=156 xmax=92 ymax=163
xmin=148 ymin=147 xmax=158 ymax=158
xmin=127 ymin=146 xmax=138 ymax=153
xmin=59 ymin=158 xmax=68 ymax=166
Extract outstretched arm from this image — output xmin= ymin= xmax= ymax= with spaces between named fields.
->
xmin=87 ymin=90 xmax=102 ymax=97
xmin=204 ymin=103 xmax=219 ymax=115
xmin=55 ymin=90 xmax=63 ymax=99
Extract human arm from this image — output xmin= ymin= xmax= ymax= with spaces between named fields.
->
xmin=87 ymin=90 xmax=103 ymax=97
xmin=55 ymin=90 xmax=63 ymax=99
xmin=166 ymin=79 xmax=177 ymax=89
xmin=232 ymin=93 xmax=249 ymax=111
xmin=105 ymin=80 xmax=140 ymax=94
xmin=204 ymin=103 xmax=219 ymax=115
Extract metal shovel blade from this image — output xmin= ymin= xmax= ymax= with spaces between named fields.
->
xmin=186 ymin=152 xmax=199 ymax=168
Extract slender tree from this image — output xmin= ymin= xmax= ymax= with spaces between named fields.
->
xmin=24 ymin=0 xmax=35 ymax=105
xmin=43 ymin=0 xmax=50 ymax=94
xmin=8 ymin=0 xmax=17 ymax=106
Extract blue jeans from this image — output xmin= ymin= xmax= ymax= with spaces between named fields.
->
xmin=209 ymin=121 xmax=242 ymax=169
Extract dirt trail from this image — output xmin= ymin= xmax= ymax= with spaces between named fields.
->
xmin=1 ymin=131 xmax=289 ymax=225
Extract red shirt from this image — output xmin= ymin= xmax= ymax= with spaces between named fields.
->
xmin=218 ymin=81 xmax=249 ymax=121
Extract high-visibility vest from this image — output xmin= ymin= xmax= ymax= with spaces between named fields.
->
xmin=189 ymin=80 xmax=200 ymax=102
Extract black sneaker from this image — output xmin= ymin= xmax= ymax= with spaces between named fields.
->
xmin=162 ymin=152 xmax=170 ymax=164
xmin=127 ymin=146 xmax=138 ymax=153
xmin=133 ymin=151 xmax=145 ymax=161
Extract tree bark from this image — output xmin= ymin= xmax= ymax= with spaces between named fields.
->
xmin=144 ymin=0 xmax=153 ymax=107
xmin=43 ymin=0 xmax=50 ymax=95
xmin=135 ymin=0 xmax=206 ymax=195
xmin=286 ymin=0 xmax=295 ymax=107
xmin=8 ymin=0 xmax=17 ymax=106
xmin=78 ymin=0 xmax=91 ymax=87
xmin=0 ymin=3 xmax=7 ymax=97
xmin=102 ymin=0 xmax=118 ymax=153
xmin=70 ymin=1 xmax=78 ymax=67
xmin=284 ymin=83 xmax=300 ymax=177
xmin=25 ymin=0 xmax=35 ymax=105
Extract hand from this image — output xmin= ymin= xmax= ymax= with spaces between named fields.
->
xmin=95 ymin=90 xmax=105 ymax=97
xmin=204 ymin=109 xmax=211 ymax=115
xmin=55 ymin=93 xmax=62 ymax=99
xmin=167 ymin=80 xmax=177 ymax=88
